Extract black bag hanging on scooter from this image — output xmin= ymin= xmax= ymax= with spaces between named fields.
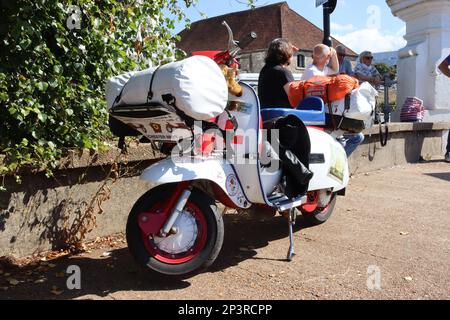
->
xmin=273 ymin=115 xmax=313 ymax=198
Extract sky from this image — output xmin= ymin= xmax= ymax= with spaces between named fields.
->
xmin=172 ymin=0 xmax=406 ymax=54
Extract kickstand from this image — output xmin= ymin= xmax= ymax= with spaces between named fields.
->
xmin=286 ymin=208 xmax=297 ymax=261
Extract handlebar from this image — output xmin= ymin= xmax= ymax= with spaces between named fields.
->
xmin=222 ymin=20 xmax=257 ymax=55
xmin=222 ymin=21 xmax=237 ymax=51
xmin=238 ymin=32 xmax=257 ymax=50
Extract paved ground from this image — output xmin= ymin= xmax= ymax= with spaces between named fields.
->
xmin=0 ymin=162 xmax=449 ymax=300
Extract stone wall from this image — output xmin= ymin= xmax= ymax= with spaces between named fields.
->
xmin=348 ymin=122 xmax=450 ymax=175
xmin=0 ymin=146 xmax=161 ymax=258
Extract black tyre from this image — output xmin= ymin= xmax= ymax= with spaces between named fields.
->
xmin=126 ymin=184 xmax=224 ymax=275
xmin=300 ymin=192 xmax=337 ymax=225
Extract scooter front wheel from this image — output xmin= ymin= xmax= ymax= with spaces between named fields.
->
xmin=126 ymin=184 xmax=224 ymax=276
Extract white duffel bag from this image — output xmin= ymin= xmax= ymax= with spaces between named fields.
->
xmin=106 ymin=55 xmax=228 ymax=120
xmin=106 ymin=71 xmax=137 ymax=110
xmin=328 ymin=82 xmax=378 ymax=121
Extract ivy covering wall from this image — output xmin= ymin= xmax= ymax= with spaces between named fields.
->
xmin=0 ymin=0 xmax=195 ymax=180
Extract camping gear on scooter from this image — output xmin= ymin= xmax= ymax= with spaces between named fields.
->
xmin=106 ymin=55 xmax=228 ymax=146
xmin=106 ymin=71 xmax=142 ymax=147
xmin=287 ymin=75 xmax=359 ymax=108
xmin=325 ymin=82 xmax=378 ymax=132
xmin=328 ymin=82 xmax=377 ymax=121
xmin=325 ymin=94 xmax=366 ymax=133
xmin=107 ymin=55 xmax=228 ymax=120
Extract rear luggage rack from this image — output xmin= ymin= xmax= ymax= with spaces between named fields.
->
xmin=109 ymin=103 xmax=193 ymax=144
xmin=110 ymin=103 xmax=177 ymax=119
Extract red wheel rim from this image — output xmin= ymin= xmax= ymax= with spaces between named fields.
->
xmin=140 ymin=200 xmax=208 ymax=265
xmin=301 ymin=191 xmax=319 ymax=213
xmin=301 ymin=191 xmax=334 ymax=213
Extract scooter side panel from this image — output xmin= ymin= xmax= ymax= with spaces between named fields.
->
xmin=307 ymin=128 xmax=349 ymax=192
xmin=217 ymin=82 xmax=268 ymax=205
xmin=139 ymin=157 xmax=251 ymax=209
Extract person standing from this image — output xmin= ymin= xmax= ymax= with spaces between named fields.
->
xmin=258 ymin=38 xmax=297 ymax=108
xmin=301 ymin=44 xmax=339 ymax=80
xmin=438 ymin=54 xmax=450 ymax=162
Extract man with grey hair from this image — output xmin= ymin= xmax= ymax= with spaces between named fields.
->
xmin=301 ymin=44 xmax=339 ymax=80
xmin=336 ymin=45 xmax=354 ymax=76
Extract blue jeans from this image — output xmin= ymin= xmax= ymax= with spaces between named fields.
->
xmin=343 ymin=132 xmax=364 ymax=156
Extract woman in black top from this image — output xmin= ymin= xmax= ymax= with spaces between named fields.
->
xmin=258 ymin=38 xmax=296 ymax=108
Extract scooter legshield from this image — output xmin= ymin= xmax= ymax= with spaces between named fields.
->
xmin=139 ymin=156 xmax=251 ymax=209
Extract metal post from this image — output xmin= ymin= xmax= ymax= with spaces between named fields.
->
xmin=323 ymin=7 xmax=332 ymax=46
xmin=383 ymin=73 xmax=390 ymax=123
xmin=322 ymin=0 xmax=337 ymax=47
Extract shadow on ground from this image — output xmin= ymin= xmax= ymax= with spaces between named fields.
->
xmin=0 ymin=213 xmax=314 ymax=300
xmin=423 ymin=172 xmax=450 ymax=182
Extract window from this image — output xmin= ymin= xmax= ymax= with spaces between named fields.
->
xmin=297 ymin=54 xmax=305 ymax=68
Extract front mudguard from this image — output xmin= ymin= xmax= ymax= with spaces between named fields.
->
xmin=140 ymin=156 xmax=251 ymax=209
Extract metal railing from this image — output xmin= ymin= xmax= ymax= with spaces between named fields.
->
xmin=376 ymin=73 xmax=397 ymax=123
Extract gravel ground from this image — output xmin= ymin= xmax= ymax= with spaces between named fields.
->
xmin=1 ymin=162 xmax=449 ymax=300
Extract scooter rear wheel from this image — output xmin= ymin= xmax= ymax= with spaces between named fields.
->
xmin=300 ymin=192 xmax=337 ymax=225
xmin=126 ymin=184 xmax=224 ymax=276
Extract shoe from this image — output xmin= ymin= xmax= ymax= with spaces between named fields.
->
xmin=445 ymin=152 xmax=450 ymax=163
xmin=283 ymin=150 xmax=314 ymax=184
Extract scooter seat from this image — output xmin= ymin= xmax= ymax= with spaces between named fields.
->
xmin=261 ymin=96 xmax=326 ymax=126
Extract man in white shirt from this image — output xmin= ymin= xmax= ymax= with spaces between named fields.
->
xmin=301 ymin=44 xmax=362 ymax=157
xmin=301 ymin=44 xmax=339 ymax=80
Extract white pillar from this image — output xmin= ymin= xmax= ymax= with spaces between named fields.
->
xmin=386 ymin=0 xmax=450 ymax=122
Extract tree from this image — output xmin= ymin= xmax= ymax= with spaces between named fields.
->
xmin=374 ymin=63 xmax=397 ymax=80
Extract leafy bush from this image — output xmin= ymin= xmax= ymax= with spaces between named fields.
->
xmin=0 ymin=0 xmax=194 ymax=179
xmin=375 ymin=63 xmax=397 ymax=80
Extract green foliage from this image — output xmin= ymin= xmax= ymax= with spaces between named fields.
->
xmin=0 ymin=0 xmax=196 ymax=178
xmin=375 ymin=63 xmax=397 ymax=80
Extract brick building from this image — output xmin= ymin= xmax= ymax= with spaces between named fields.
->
xmin=176 ymin=1 xmax=358 ymax=75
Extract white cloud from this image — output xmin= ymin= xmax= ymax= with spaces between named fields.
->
xmin=396 ymin=25 xmax=406 ymax=36
xmin=333 ymin=27 xmax=406 ymax=53
xmin=331 ymin=22 xmax=355 ymax=32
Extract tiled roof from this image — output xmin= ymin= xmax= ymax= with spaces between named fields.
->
xmin=177 ymin=2 xmax=357 ymax=56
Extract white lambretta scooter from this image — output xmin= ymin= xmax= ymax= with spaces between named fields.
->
xmin=109 ymin=22 xmax=349 ymax=276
